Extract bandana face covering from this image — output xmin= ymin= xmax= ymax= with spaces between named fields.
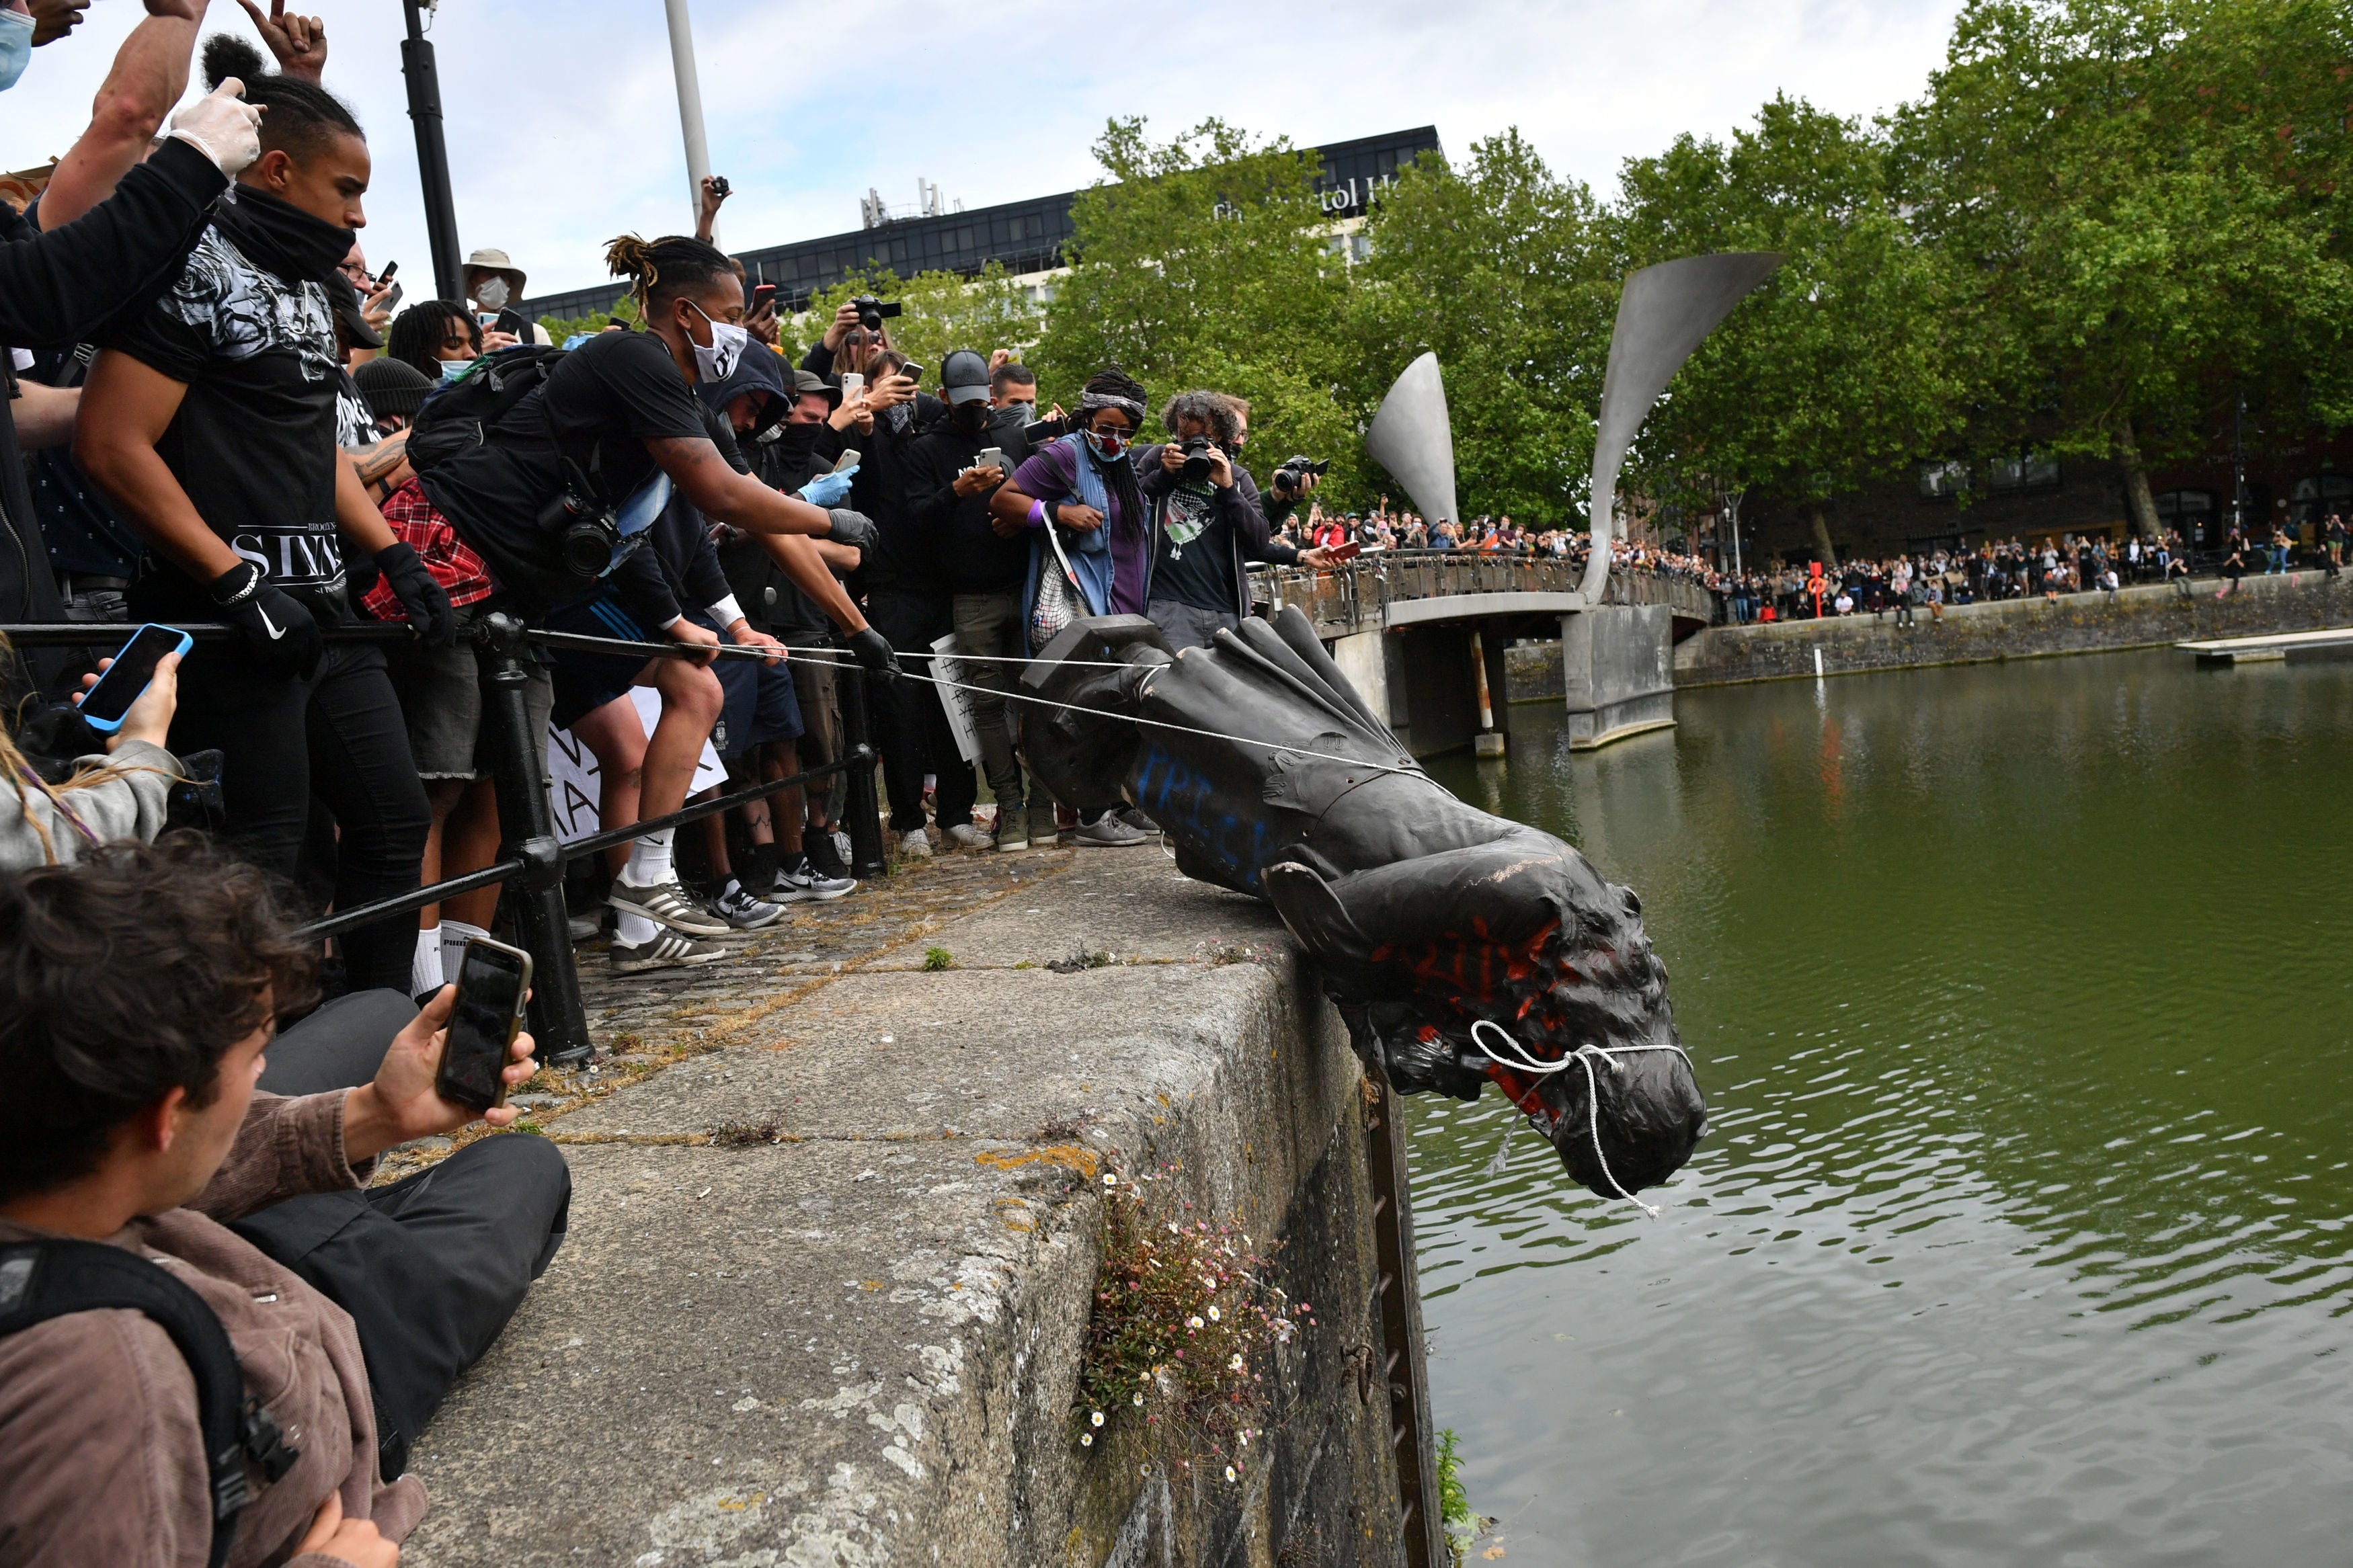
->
xmin=212 ymin=185 xmax=359 ymax=284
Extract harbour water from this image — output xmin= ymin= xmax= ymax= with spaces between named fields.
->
xmin=1413 ymin=650 xmax=2353 ymax=1566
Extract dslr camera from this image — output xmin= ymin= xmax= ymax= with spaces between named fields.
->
xmin=850 ymin=296 xmax=902 ymax=332
xmin=1179 ymin=435 xmax=1217 ymax=485
xmin=542 ymin=457 xmax=625 ymax=576
xmin=1274 ymin=455 xmax=1330 ymax=493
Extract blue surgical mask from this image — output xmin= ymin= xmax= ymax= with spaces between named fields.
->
xmin=0 ymin=11 xmax=35 ymax=93
xmin=440 ymin=358 xmax=473 ymax=383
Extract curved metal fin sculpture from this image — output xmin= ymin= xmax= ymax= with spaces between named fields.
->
xmin=1365 ymin=351 xmax=1459 ymax=528
xmin=1579 ymin=252 xmax=1782 ymax=602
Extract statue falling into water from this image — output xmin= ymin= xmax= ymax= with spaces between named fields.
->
xmin=1017 ymin=254 xmax=1780 ymax=1200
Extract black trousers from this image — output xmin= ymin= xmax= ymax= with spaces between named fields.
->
xmin=865 ymin=588 xmax=978 ymax=832
xmin=237 ymin=989 xmax=572 ymax=1481
xmin=169 ymin=638 xmax=430 ymax=995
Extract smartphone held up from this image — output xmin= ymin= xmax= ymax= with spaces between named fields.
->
xmin=435 ymin=937 xmax=533 ymax=1113
xmin=75 ymin=623 xmax=191 ymax=734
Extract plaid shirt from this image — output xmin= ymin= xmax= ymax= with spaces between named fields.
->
xmin=362 ymin=477 xmax=493 ymax=619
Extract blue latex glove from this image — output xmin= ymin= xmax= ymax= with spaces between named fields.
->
xmin=799 ymin=468 xmax=855 ymax=507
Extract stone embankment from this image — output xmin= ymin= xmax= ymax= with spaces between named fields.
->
xmin=395 ymin=848 xmax=1406 ymax=1568
xmin=1503 ymin=569 xmax=2353 ymax=698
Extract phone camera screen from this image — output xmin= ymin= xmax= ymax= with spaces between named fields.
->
xmin=81 ymin=626 xmax=186 ymax=726
xmin=442 ymin=947 xmax=524 ymax=1108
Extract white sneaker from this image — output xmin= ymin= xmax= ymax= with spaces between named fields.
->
xmin=710 ymin=880 xmax=786 ymax=930
xmin=610 ymin=930 xmax=727 ymax=975
xmin=898 ymin=827 xmax=932 ymax=860
xmin=1072 ymin=815 xmax=1154 ymax=848
xmin=608 ymin=873 xmax=731 ymax=936
xmin=944 ymin=823 xmax=992 ymax=852
xmin=774 ymin=856 xmax=857 ymax=902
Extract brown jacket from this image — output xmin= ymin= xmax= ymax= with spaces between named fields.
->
xmin=0 ymin=1092 xmax=428 ymax=1567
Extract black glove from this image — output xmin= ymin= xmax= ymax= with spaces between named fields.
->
xmin=375 ymin=540 xmax=456 ymax=647
xmin=824 ymin=507 xmax=879 ymax=555
xmin=210 ymin=561 xmax=321 ymax=679
xmin=847 ymin=625 xmax=900 ymax=685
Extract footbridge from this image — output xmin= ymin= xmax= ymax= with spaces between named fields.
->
xmin=1247 ymin=551 xmax=1722 ymax=757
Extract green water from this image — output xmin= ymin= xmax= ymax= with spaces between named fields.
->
xmin=1412 ymin=650 xmax=2353 ymax=1567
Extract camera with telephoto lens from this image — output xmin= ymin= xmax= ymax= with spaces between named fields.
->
xmin=1275 ymin=455 xmax=1330 ymax=492
xmin=543 ymin=471 xmax=623 ymax=576
xmin=850 ymin=296 xmax=902 ymax=332
xmin=1179 ymin=435 xmax=1215 ymax=484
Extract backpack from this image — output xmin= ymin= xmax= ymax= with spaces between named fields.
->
xmin=0 ymin=1238 xmax=301 ymax=1568
xmin=403 ymin=344 xmax=569 ymax=477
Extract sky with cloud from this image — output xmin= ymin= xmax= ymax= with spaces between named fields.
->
xmin=2 ymin=0 xmax=1965 ymax=300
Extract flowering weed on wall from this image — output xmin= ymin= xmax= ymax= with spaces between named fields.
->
xmin=1076 ymin=1167 xmax=1317 ymax=1485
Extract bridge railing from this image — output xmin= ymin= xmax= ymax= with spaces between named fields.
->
xmin=1248 ymin=550 xmax=1724 ymax=636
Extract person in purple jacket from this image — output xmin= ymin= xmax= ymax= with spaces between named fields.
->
xmin=990 ymin=366 xmax=1157 ymax=848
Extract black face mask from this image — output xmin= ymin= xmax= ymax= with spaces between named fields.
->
xmin=772 ymin=421 xmax=826 ymax=459
xmin=211 ymin=184 xmax=359 ymax=286
xmin=950 ymin=401 xmax=990 ymax=436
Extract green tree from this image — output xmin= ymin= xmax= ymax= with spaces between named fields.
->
xmin=1889 ymin=0 xmax=2353 ymax=535
xmin=1032 ymin=118 xmax=1365 ymax=501
xmin=1348 ymin=130 xmax=1617 ymax=525
xmin=1613 ymin=95 xmax=1964 ymax=566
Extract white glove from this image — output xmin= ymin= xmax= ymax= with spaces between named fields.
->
xmin=168 ymin=79 xmax=265 ymax=177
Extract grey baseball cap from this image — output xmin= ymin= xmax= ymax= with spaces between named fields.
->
xmin=940 ymin=348 xmax=990 ymax=407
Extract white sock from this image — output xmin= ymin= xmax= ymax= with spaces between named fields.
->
xmin=440 ymin=919 xmax=488 ymax=981
xmin=616 ymin=909 xmax=660 ymax=945
xmin=624 ymin=829 xmax=674 ymax=886
xmin=411 ymin=926 xmax=445 ymax=997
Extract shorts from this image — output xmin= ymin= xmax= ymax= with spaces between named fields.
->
xmin=690 ymin=610 xmax=801 ymax=759
xmin=384 ymin=614 xmax=555 ymax=780
xmin=543 ymin=591 xmax=657 ymax=731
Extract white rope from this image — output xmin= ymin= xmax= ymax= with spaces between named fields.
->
xmin=773 ymin=643 xmax=1140 ymax=670
xmin=1469 ymin=1020 xmax=1691 ymax=1219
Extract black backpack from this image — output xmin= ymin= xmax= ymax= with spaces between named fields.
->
xmin=0 ymin=1239 xmax=302 ymax=1568
xmin=403 ymin=343 xmax=569 ymax=477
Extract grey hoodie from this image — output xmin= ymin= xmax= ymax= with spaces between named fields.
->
xmin=0 ymin=738 xmax=177 ymax=872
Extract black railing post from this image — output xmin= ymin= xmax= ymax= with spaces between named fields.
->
xmin=477 ymin=612 xmax=592 ymax=1067
xmin=836 ymin=661 xmax=888 ymax=879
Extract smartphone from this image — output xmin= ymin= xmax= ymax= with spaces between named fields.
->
xmin=434 ymin=936 xmax=532 ymax=1113
xmin=751 ymin=282 xmax=776 ymax=312
xmin=1023 ymin=415 xmax=1067 ymax=445
xmin=974 ymin=446 xmax=1005 ymax=476
xmin=76 ymin=623 xmax=192 ymax=735
xmin=897 ymin=362 xmax=925 ymax=386
xmin=376 ymin=259 xmax=399 ymax=284
xmin=1327 ymin=540 xmax=1363 ymax=563
xmin=840 ymin=371 xmax=865 ymax=401
xmin=831 ymin=447 xmax=861 ymax=474
xmin=378 ymin=280 xmax=403 ymax=312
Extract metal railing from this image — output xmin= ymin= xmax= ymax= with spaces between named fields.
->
xmin=1248 ymin=549 xmax=1722 ymax=635
xmin=3 ymin=614 xmax=888 ymax=1066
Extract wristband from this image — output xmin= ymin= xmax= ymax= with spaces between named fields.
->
xmin=1029 ymin=499 xmax=1048 ymax=527
xmin=208 ymin=560 xmax=263 ymax=607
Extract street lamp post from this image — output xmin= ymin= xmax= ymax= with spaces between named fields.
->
xmin=399 ymin=0 xmax=463 ymax=304
xmin=662 ymin=0 xmax=714 ymax=241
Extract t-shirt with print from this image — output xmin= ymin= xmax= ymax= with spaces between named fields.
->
xmin=418 ymin=330 xmax=716 ymax=612
xmin=102 ymin=224 xmax=350 ymax=621
xmin=1150 ymin=477 xmax=1235 ymax=612
xmin=333 ymin=367 xmax=376 ymax=450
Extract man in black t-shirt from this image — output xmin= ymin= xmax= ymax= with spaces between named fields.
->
xmin=79 ymin=73 xmax=452 ymax=998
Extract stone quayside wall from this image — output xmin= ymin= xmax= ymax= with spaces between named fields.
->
xmin=1505 ymin=569 xmax=2353 ymax=699
xmin=403 ymin=853 xmax=1410 ymax=1568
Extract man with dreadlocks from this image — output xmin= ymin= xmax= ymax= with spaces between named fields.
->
xmin=991 ymin=366 xmax=1158 ymax=848
xmin=414 ymin=232 xmax=898 ymax=973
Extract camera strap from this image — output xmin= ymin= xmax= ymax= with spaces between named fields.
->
xmin=0 ymin=1239 xmax=301 ymax=1568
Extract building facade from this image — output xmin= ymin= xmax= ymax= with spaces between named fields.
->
xmin=520 ymin=127 xmax=1443 ymax=323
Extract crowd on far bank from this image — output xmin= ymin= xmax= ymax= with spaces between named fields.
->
xmin=1264 ymin=506 xmax=2353 ymax=626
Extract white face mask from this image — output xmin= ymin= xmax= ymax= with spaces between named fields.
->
xmin=473 ymin=276 xmax=510 ymax=310
xmin=686 ymin=300 xmax=750 ymax=382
